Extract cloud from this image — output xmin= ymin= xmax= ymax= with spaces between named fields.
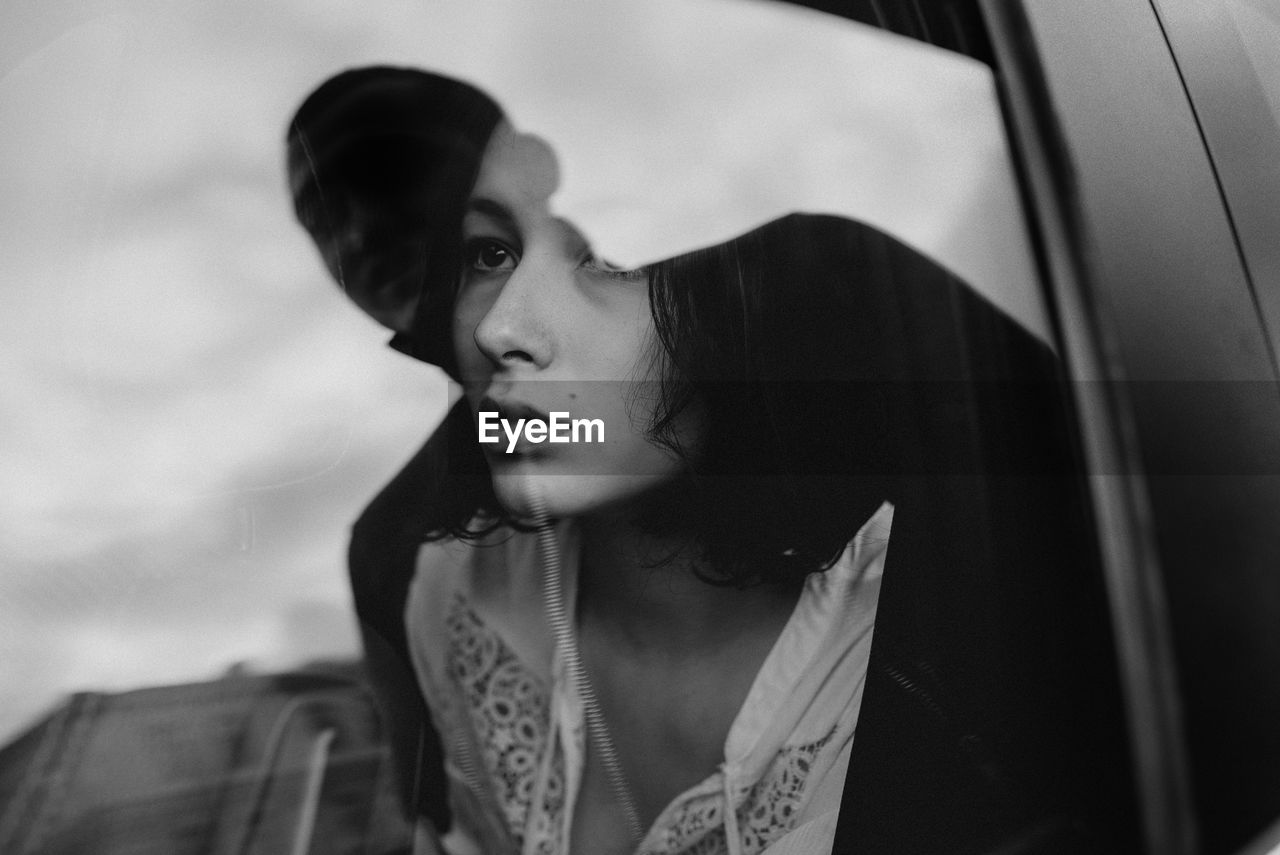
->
xmin=0 ymin=0 xmax=453 ymax=742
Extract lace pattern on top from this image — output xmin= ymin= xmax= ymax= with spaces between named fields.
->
xmin=446 ymin=594 xmax=557 ymax=848
xmin=645 ymin=729 xmax=837 ymax=855
xmin=528 ymin=737 xmax=566 ymax=855
xmin=444 ymin=591 xmax=839 ymax=855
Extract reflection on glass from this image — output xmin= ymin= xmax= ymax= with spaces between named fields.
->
xmin=1 ymin=4 xmax=1139 ymax=854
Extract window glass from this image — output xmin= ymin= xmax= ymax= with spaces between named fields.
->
xmin=0 ymin=2 xmax=1141 ymax=852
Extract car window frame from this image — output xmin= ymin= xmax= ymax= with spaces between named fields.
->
xmin=981 ymin=1 xmax=1280 ymax=853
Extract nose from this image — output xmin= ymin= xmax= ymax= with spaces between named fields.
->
xmin=471 ymin=256 xmax=554 ymax=371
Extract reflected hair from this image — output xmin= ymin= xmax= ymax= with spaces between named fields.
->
xmin=286 ymin=66 xmax=502 ymax=329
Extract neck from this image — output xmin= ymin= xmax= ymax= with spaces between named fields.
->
xmin=575 ymin=512 xmax=801 ymax=657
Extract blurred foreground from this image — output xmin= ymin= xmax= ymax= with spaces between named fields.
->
xmin=0 ymin=662 xmax=411 ymax=855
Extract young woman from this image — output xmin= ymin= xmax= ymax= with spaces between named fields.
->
xmin=405 ymin=114 xmax=909 ymax=855
xmin=289 ymin=68 xmax=1139 ymax=855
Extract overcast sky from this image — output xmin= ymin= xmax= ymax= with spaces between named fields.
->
xmin=0 ymin=0 xmax=458 ymax=742
xmin=0 ymin=0 xmax=1056 ymax=745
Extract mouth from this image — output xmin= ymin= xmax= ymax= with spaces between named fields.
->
xmin=479 ymin=395 xmax=550 ymax=425
xmin=477 ymin=394 xmax=553 ymax=458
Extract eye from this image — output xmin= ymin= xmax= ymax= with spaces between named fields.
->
xmin=464 ymin=238 xmax=517 ymax=273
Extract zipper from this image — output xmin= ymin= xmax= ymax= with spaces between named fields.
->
xmin=527 ymin=484 xmax=647 ymax=846
xmin=880 ymin=661 xmax=949 ymax=725
xmin=880 ymin=659 xmax=1005 ymax=786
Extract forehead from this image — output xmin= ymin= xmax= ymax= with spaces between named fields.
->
xmin=471 ymin=121 xmax=561 ymax=209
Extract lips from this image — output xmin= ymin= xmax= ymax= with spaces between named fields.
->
xmin=477 ymin=394 xmax=552 ymax=456
xmin=478 ymin=395 xmax=549 ymax=426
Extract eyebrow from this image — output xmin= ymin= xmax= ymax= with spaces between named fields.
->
xmin=465 ymin=197 xmax=517 ymax=227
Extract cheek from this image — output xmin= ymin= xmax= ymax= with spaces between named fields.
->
xmin=585 ymin=391 xmax=685 ymax=481
xmin=450 ymin=291 xmax=492 ymax=386
xmin=576 ymin=297 xmax=659 ymax=381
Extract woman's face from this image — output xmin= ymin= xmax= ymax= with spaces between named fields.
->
xmin=451 ymin=121 xmax=685 ymax=520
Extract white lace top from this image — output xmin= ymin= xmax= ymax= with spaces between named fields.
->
xmin=405 ymin=503 xmax=892 ymax=855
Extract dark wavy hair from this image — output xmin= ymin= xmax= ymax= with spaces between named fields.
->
xmin=413 ymin=205 xmax=1035 ymax=587
xmin=291 ymin=69 xmax=1062 ymax=589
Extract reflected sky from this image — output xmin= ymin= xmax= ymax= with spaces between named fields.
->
xmin=0 ymin=0 xmax=1043 ymax=744
xmin=0 ymin=0 xmax=452 ymax=741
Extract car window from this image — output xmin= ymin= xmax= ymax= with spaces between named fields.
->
xmin=0 ymin=2 xmax=1144 ymax=853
